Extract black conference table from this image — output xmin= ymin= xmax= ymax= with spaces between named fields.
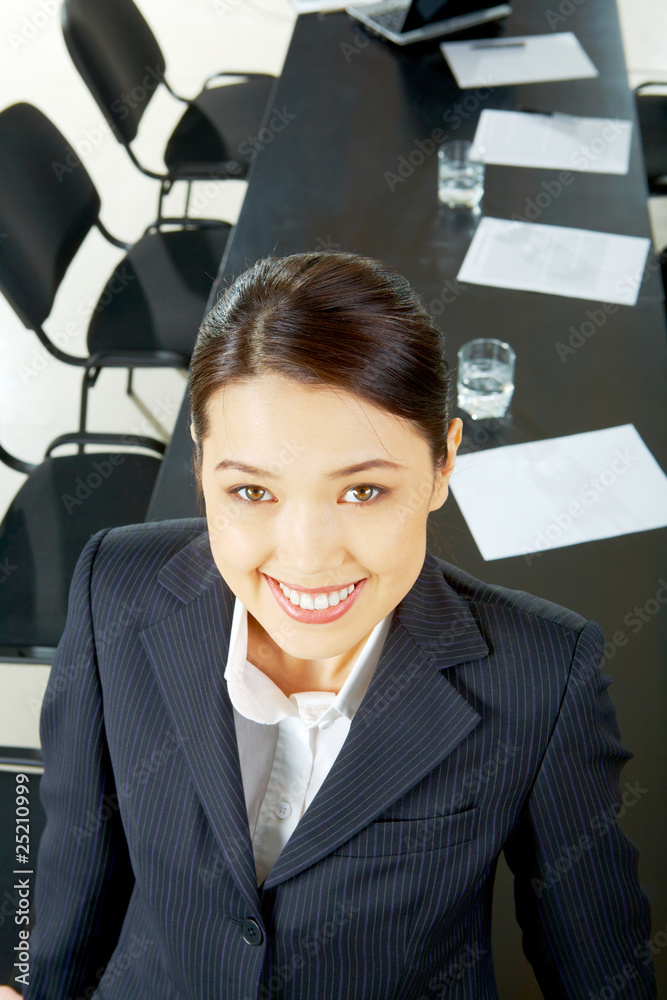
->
xmin=147 ymin=0 xmax=667 ymax=994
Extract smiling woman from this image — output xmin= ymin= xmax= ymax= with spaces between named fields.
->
xmin=14 ymin=253 xmax=655 ymax=1000
xmin=195 ymin=373 xmax=458 ymax=694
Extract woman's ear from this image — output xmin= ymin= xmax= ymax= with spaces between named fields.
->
xmin=429 ymin=418 xmax=463 ymax=512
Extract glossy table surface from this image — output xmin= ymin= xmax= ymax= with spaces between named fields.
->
xmin=146 ymin=1 xmax=667 ymax=992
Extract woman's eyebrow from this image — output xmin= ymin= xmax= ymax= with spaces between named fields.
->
xmin=326 ymin=459 xmax=405 ymax=478
xmin=214 ymin=459 xmax=405 ymax=477
xmin=215 ymin=460 xmax=274 ymax=476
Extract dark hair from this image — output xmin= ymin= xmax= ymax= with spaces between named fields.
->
xmin=189 ymin=252 xmax=453 ymax=470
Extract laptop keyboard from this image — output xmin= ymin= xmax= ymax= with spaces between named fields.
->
xmin=367 ymin=2 xmax=408 ymax=30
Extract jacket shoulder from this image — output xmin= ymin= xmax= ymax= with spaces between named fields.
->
xmin=93 ymin=517 xmax=208 ymax=566
xmin=426 ymin=552 xmax=591 ymax=633
xmin=85 ymin=517 xmax=215 ymax=609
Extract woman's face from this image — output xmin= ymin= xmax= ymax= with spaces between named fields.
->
xmin=198 ymin=374 xmax=461 ymax=662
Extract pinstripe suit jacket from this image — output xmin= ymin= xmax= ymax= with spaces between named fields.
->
xmin=25 ymin=518 xmax=655 ymax=1000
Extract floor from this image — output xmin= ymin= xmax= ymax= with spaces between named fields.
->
xmin=0 ymin=0 xmax=666 ymax=543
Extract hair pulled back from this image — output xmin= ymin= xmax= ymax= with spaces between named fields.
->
xmin=189 ymin=252 xmax=453 ymax=469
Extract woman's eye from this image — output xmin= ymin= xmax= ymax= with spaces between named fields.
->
xmin=233 ymin=486 xmax=274 ymax=503
xmin=342 ymin=485 xmax=383 ymax=503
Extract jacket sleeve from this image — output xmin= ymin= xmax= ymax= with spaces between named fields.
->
xmin=24 ymin=530 xmax=135 ymax=999
xmin=503 ymin=619 xmax=656 ymax=999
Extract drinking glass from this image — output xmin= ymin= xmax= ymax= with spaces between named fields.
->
xmin=437 ymin=140 xmax=485 ymax=209
xmin=457 ymin=338 xmax=515 ymax=419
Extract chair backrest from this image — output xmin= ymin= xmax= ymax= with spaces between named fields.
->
xmin=62 ymin=0 xmax=166 ymax=146
xmin=0 ymin=103 xmax=100 ymax=329
xmin=634 ymin=84 xmax=667 ymax=192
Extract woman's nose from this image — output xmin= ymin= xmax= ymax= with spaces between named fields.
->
xmin=275 ymin=503 xmax=343 ymax=579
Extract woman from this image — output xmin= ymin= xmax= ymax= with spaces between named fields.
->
xmin=4 ymin=252 xmax=655 ymax=999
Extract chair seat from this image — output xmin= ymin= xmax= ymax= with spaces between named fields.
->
xmin=87 ymin=224 xmax=230 ymax=358
xmin=164 ymin=76 xmax=276 ymax=179
xmin=0 ymin=452 xmax=161 ymax=649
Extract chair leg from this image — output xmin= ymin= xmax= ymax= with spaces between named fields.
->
xmin=158 ymin=179 xmax=172 ymax=222
xmin=79 ymin=367 xmax=100 ymax=451
xmin=126 ymin=368 xmax=169 ymax=442
xmin=184 ymin=181 xmax=193 ymax=218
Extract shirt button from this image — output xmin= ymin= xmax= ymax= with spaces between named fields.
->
xmin=319 ymin=719 xmax=333 ymax=730
xmin=275 ymin=800 xmax=292 ymax=819
xmin=241 ymin=918 xmax=263 ymax=946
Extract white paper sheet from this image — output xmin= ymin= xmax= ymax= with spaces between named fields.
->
xmin=290 ymin=0 xmax=372 ymax=11
xmin=450 ymin=425 xmax=667 ymax=561
xmin=440 ymin=32 xmax=598 ymax=89
xmin=470 ymin=109 xmax=633 ymax=175
xmin=456 ymin=218 xmax=651 ymax=306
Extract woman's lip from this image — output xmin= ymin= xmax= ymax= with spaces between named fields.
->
xmin=264 ymin=574 xmax=366 ymax=624
xmin=267 ymin=575 xmax=363 ymax=596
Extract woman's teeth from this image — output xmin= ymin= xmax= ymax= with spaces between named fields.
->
xmin=277 ymin=581 xmax=356 ymax=610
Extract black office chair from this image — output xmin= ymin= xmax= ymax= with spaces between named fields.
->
xmin=62 ymin=0 xmax=276 ymax=217
xmin=0 ymin=428 xmax=164 ymax=656
xmin=0 ymin=102 xmax=231 ymax=435
xmin=634 ymin=83 xmax=667 ymax=195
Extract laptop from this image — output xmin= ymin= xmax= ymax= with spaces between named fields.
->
xmin=346 ymin=0 xmax=511 ymax=46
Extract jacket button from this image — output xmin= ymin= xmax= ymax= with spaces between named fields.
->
xmin=241 ymin=918 xmax=263 ymax=946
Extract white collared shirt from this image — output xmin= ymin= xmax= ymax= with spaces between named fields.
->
xmin=224 ymin=598 xmax=393 ymax=885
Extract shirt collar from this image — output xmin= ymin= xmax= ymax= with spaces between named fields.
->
xmin=224 ymin=598 xmax=393 ymax=728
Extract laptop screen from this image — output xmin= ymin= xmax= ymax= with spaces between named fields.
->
xmin=403 ymin=0 xmax=502 ymax=33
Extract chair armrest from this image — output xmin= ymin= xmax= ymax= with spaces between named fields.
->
xmin=144 ymin=217 xmax=233 ymax=236
xmin=45 ymin=431 xmax=166 ymax=458
xmin=202 ymin=71 xmax=275 ymax=90
xmin=85 ymin=349 xmax=189 ymax=371
xmin=634 ymin=81 xmax=667 ymax=94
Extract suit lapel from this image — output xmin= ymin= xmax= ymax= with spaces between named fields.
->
xmin=140 ymin=536 xmax=490 ymax=897
xmin=139 ymin=536 xmax=260 ymax=913
xmin=263 ymin=555 xmax=489 ymax=888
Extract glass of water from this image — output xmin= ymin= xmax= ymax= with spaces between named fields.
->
xmin=437 ymin=140 xmax=485 ymax=209
xmin=457 ymin=338 xmax=515 ymax=420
